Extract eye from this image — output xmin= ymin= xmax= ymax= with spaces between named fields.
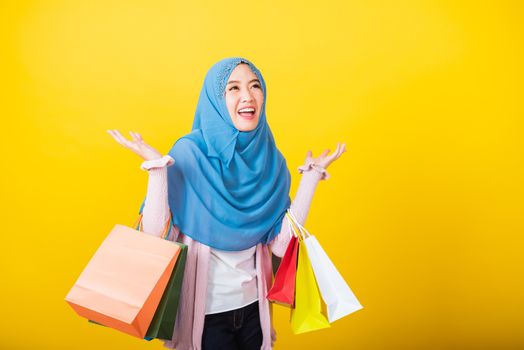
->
xmin=228 ymin=86 xmax=239 ymax=91
xmin=252 ymin=84 xmax=261 ymax=89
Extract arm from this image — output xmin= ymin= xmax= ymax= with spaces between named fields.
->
xmin=140 ymin=155 xmax=177 ymax=239
xmin=106 ymin=129 xmax=179 ymax=240
xmin=270 ymin=142 xmax=346 ymax=257
xmin=269 ymin=164 xmax=327 ymax=257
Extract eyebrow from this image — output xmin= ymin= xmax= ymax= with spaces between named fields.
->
xmin=226 ymin=79 xmax=261 ymax=85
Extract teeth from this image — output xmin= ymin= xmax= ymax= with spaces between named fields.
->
xmin=238 ymin=108 xmax=255 ymax=113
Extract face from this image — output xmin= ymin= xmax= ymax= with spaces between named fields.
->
xmin=224 ymin=63 xmax=264 ymax=132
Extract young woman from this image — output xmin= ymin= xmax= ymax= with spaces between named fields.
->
xmin=107 ymin=57 xmax=346 ymax=350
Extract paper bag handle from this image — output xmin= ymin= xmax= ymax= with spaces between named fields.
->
xmin=286 ymin=209 xmax=312 ymax=240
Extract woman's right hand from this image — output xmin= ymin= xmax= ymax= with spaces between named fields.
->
xmin=107 ymin=129 xmax=162 ymax=161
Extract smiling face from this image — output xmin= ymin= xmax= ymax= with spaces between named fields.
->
xmin=224 ymin=63 xmax=264 ymax=132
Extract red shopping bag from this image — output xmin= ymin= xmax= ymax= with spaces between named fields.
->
xmin=267 ymin=233 xmax=299 ymax=307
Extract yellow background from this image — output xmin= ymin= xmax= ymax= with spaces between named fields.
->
xmin=1 ymin=0 xmax=523 ymax=349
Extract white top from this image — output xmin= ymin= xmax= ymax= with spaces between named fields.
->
xmin=205 ymin=246 xmax=258 ymax=314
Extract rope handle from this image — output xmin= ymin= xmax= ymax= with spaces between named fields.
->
xmin=284 ymin=210 xmax=300 ymax=240
xmin=286 ymin=209 xmax=312 ymax=240
xmin=285 ymin=211 xmax=299 ymax=239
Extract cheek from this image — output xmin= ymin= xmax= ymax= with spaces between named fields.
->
xmin=255 ymin=92 xmax=264 ymax=107
xmin=225 ymin=96 xmax=237 ymax=115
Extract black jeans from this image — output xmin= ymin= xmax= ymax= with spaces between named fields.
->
xmin=202 ymin=300 xmax=263 ymax=350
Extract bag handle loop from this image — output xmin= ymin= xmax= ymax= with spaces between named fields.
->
xmin=286 ymin=209 xmax=312 ymax=240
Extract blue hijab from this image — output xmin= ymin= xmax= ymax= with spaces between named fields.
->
xmin=141 ymin=57 xmax=291 ymax=251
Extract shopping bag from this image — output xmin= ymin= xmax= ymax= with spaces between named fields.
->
xmin=290 ymin=215 xmax=330 ymax=334
xmin=267 ymin=234 xmax=298 ymax=307
xmin=88 ymin=242 xmax=187 ymax=341
xmin=135 ymin=210 xmax=185 ymax=340
xmin=65 ymin=223 xmax=181 ymax=339
xmin=88 ymin=211 xmax=182 ymax=341
xmin=144 ymin=241 xmax=187 ymax=340
xmin=287 ymin=210 xmax=363 ymax=323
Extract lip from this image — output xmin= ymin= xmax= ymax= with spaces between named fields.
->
xmin=237 ymin=111 xmax=256 ymax=120
xmin=237 ymin=105 xmax=256 ymax=112
xmin=237 ymin=106 xmax=257 ymax=120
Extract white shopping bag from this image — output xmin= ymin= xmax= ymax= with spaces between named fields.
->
xmin=287 ymin=210 xmax=363 ymax=323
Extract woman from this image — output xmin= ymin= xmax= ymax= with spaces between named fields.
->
xmin=107 ymin=57 xmax=346 ymax=350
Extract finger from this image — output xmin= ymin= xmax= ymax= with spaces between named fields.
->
xmin=108 ymin=130 xmax=135 ymax=151
xmin=333 ymin=142 xmax=341 ymax=156
xmin=335 ymin=142 xmax=344 ymax=158
xmin=112 ymin=130 xmax=134 ymax=148
xmin=112 ymin=129 xmax=128 ymax=144
xmin=335 ymin=143 xmax=346 ymax=159
xmin=306 ymin=150 xmax=312 ymax=158
xmin=326 ymin=150 xmax=339 ymax=163
xmin=132 ymin=131 xmax=143 ymax=142
xmin=107 ymin=130 xmax=124 ymax=146
xmin=321 ymin=149 xmax=330 ymax=157
xmin=129 ymin=131 xmax=141 ymax=143
xmin=332 ymin=142 xmax=345 ymax=160
xmin=326 ymin=142 xmax=343 ymax=163
xmin=112 ymin=129 xmax=127 ymax=141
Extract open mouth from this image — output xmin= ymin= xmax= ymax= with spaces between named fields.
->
xmin=237 ymin=107 xmax=256 ymax=119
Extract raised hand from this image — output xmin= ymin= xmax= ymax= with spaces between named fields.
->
xmin=107 ymin=129 xmax=162 ymax=161
xmin=305 ymin=142 xmax=347 ymax=169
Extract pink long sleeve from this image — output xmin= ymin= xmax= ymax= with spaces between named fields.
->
xmin=140 ymin=155 xmax=177 ymax=239
xmin=269 ymin=169 xmax=324 ymax=257
xmin=141 ymin=167 xmax=172 ymax=237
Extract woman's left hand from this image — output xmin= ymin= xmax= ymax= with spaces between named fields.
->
xmin=306 ymin=142 xmax=347 ymax=169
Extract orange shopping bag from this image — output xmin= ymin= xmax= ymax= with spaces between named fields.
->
xmin=65 ymin=224 xmax=181 ymax=339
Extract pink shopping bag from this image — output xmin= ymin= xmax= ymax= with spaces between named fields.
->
xmin=65 ymin=224 xmax=181 ymax=339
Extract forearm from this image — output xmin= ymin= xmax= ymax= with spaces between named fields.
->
xmin=140 ymin=156 xmax=174 ymax=237
xmin=270 ymin=168 xmax=325 ymax=257
xmin=289 ymin=170 xmax=323 ymax=224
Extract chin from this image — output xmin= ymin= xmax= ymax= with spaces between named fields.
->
xmin=238 ymin=125 xmax=257 ymax=132
xmin=236 ymin=119 xmax=259 ymax=132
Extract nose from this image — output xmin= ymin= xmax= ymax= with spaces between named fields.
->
xmin=240 ymin=89 xmax=254 ymax=103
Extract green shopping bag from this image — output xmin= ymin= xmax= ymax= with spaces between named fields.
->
xmin=144 ymin=241 xmax=187 ymax=340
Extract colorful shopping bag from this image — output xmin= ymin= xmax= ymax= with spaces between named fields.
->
xmin=290 ymin=216 xmax=330 ymax=334
xmin=65 ymin=223 xmax=181 ymax=339
xmin=288 ymin=210 xmax=363 ymax=323
xmin=267 ymin=234 xmax=298 ymax=306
